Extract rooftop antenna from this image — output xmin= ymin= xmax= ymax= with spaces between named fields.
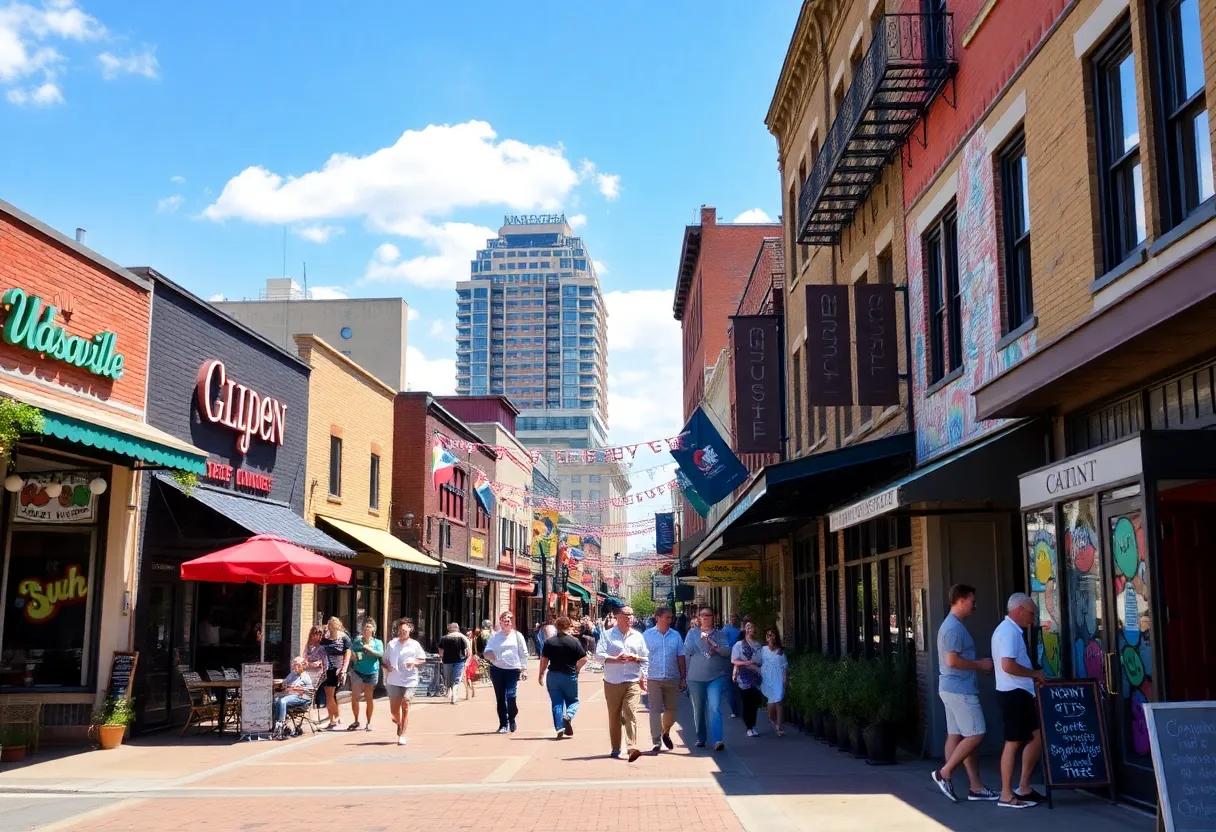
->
xmin=303 ymin=262 xmax=308 ymax=299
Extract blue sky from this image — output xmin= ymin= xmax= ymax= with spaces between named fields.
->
xmin=2 ymin=1 xmax=795 ymax=541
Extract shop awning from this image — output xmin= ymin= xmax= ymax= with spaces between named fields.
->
xmin=827 ymin=421 xmax=1049 ymax=531
xmin=566 ymin=581 xmax=591 ymax=602
xmin=317 ymin=515 xmax=440 ymax=574
xmin=444 ymin=561 xmax=520 ymax=582
xmin=156 ymin=474 xmax=354 ymax=559
xmin=604 ymin=595 xmax=624 ymax=608
xmin=689 ymin=431 xmax=915 ymax=567
xmin=2 ymin=379 xmax=207 ymax=474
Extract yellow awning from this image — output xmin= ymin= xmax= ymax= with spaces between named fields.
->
xmin=317 ymin=515 xmax=440 ymax=573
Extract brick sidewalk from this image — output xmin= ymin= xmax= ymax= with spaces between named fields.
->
xmin=0 ymin=662 xmax=1154 ymax=831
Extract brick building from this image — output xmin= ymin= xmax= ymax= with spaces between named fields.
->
xmin=392 ymin=393 xmax=514 ymax=645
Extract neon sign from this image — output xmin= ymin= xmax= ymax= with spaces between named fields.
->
xmin=1 ymin=288 xmax=125 ymax=380
xmin=196 ymin=359 xmax=287 ymax=455
xmin=18 ymin=566 xmax=89 ymax=622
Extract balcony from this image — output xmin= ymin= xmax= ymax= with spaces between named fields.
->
xmin=797 ymin=13 xmax=957 ymax=246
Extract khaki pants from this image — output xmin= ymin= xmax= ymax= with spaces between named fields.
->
xmin=647 ymin=678 xmax=681 ymax=745
xmin=604 ymin=680 xmax=641 ymax=752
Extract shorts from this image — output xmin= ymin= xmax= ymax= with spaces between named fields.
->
xmin=387 ymin=684 xmax=416 ymax=701
xmin=939 ymin=690 xmax=986 ymax=737
xmin=350 ymin=670 xmax=379 ymax=688
xmin=323 ymin=667 xmax=341 ymax=688
xmin=996 ymin=688 xmax=1039 ymax=743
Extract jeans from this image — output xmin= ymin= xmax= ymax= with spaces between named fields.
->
xmin=441 ymin=661 xmax=466 ymax=690
xmin=740 ymin=686 xmax=764 ymax=730
xmin=274 ymin=693 xmax=311 ymax=723
xmin=489 ymin=665 xmax=521 ymax=727
xmin=545 ymin=672 xmax=580 ymax=731
xmin=687 ymin=676 xmax=727 ymax=745
xmin=729 ymin=678 xmax=743 ymax=716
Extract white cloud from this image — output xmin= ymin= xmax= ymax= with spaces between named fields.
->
xmin=568 ymin=213 xmax=586 ymax=228
xmin=207 ymin=293 xmax=226 ymax=302
xmin=156 ymin=194 xmax=183 ymax=213
xmin=170 ymin=174 xmax=185 ymax=184
xmin=593 ymin=260 xmax=608 ymax=276
xmin=405 ymin=345 xmax=455 ymax=394
xmin=605 ymin=289 xmax=681 ymax=447
xmin=308 ymin=285 xmax=347 ymax=300
xmin=292 ymin=223 xmax=343 ymax=244
xmin=0 ymin=1 xmax=110 ymax=106
xmin=361 ymin=221 xmax=492 ymax=289
xmin=428 ymin=320 xmax=444 ymax=337
xmin=596 ymin=173 xmax=621 ymax=200
xmin=733 ymin=208 xmax=773 ymax=223
xmin=406 ymin=306 xmax=420 ymax=321
xmin=98 ymin=47 xmax=157 ymax=80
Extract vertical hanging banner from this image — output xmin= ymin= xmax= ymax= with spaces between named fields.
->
xmin=730 ymin=315 xmax=783 ymax=454
xmin=655 ymin=512 xmax=675 ymax=555
xmin=672 ymin=408 xmax=749 ymax=506
xmin=853 ymin=283 xmax=900 ymax=406
xmin=805 ymin=285 xmax=853 ymax=406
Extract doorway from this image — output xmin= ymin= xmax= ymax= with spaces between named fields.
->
xmin=137 ymin=565 xmax=196 ymax=730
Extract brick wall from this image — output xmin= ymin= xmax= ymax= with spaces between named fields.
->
xmin=0 ymin=209 xmax=150 ymax=415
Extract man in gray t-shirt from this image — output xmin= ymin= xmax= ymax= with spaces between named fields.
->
xmin=932 ymin=584 xmax=997 ymax=804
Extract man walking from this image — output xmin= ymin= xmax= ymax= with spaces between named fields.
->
xmin=931 ymin=584 xmax=998 ymax=802
xmin=993 ymin=593 xmax=1046 ymax=809
xmin=596 ymin=605 xmax=649 ymax=762
xmin=721 ymin=613 xmax=742 ymax=718
xmin=643 ymin=606 xmax=686 ymax=753
xmin=438 ymin=622 xmax=469 ymax=705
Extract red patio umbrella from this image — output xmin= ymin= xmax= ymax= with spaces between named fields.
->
xmin=180 ymin=535 xmax=352 ymax=661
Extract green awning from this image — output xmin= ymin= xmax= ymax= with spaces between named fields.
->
xmin=566 ymin=581 xmax=591 ymax=602
xmin=42 ymin=412 xmax=207 ymax=473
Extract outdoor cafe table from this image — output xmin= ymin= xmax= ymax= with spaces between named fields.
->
xmin=196 ymin=679 xmax=240 ymax=736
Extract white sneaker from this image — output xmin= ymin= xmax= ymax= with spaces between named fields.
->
xmin=398 ymin=734 xmax=408 ymax=746
xmin=746 ymin=729 xmax=756 ymax=738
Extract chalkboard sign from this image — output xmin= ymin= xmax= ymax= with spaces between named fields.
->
xmin=1035 ymin=678 xmax=1113 ymax=790
xmin=240 ymin=662 xmax=273 ymax=736
xmin=106 ymin=651 xmax=138 ymax=700
xmin=1143 ymin=701 xmax=1216 ymax=832
xmin=415 ymin=661 xmax=439 ymax=697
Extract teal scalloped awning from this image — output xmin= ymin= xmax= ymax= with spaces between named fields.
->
xmin=566 ymin=581 xmax=591 ymax=602
xmin=41 ymin=412 xmax=208 ymax=474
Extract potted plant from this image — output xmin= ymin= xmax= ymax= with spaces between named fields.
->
xmin=831 ymin=658 xmax=856 ymax=753
xmin=803 ymin=653 xmax=826 ymax=738
xmin=863 ymin=657 xmax=909 ymax=765
xmin=91 ymin=696 xmax=135 ymax=750
xmin=0 ymin=724 xmax=28 ymax=762
xmin=819 ymin=655 xmax=842 ymax=745
xmin=845 ymin=659 xmax=880 ymax=759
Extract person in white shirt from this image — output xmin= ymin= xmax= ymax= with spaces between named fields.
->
xmin=381 ymin=618 xmax=427 ymax=746
xmin=595 ymin=605 xmax=649 ymax=762
xmin=483 ymin=611 xmax=529 ymax=733
xmin=991 ymin=593 xmax=1047 ymax=809
xmin=643 ymin=606 xmax=686 ymax=753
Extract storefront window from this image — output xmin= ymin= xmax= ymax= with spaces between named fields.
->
xmin=1064 ymin=497 xmax=1103 ymax=681
xmin=842 ymin=517 xmax=912 ymax=660
xmin=1108 ymin=505 xmax=1153 ymax=761
xmin=1 ymin=528 xmax=96 ymax=688
xmin=1026 ymin=508 xmax=1062 ymax=678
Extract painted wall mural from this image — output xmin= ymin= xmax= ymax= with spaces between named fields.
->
xmin=907 ymin=124 xmax=1038 ymax=463
xmin=1026 ymin=508 xmax=1061 ymax=678
xmin=1110 ymin=510 xmax=1153 ymax=761
xmin=1064 ymin=497 xmax=1104 ymax=682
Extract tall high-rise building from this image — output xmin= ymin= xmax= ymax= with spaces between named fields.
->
xmin=456 ymin=214 xmax=607 ymax=434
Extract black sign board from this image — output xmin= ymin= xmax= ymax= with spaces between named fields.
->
xmin=1034 ymin=678 xmax=1114 ymax=799
xmin=805 ymin=285 xmax=853 ymax=406
xmin=415 ymin=660 xmax=439 ymax=697
xmin=853 ymin=283 xmax=900 ymax=406
xmin=106 ymin=651 xmax=139 ymax=700
xmin=730 ymin=315 xmax=783 ymax=454
xmin=1144 ymin=701 xmax=1216 ymax=832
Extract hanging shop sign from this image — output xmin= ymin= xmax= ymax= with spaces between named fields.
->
xmin=17 ymin=566 xmax=89 ymax=622
xmin=1018 ymin=436 xmax=1143 ymax=507
xmin=14 ymin=473 xmax=98 ymax=523
xmin=470 ymin=536 xmax=486 ymax=560
xmin=696 ymin=559 xmax=759 ymax=586
xmin=730 ymin=315 xmax=783 ymax=454
xmin=196 ymin=359 xmax=287 ymax=455
xmin=853 ymin=283 xmax=900 ymax=406
xmin=806 ymin=285 xmax=853 ymax=406
xmin=1 ymin=288 xmax=125 ymax=380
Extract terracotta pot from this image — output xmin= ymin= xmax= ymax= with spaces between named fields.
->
xmin=1 ymin=745 xmax=26 ymax=762
xmin=96 ymin=724 xmax=126 ymax=750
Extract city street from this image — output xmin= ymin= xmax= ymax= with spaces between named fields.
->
xmin=0 ymin=662 xmax=1153 ymax=832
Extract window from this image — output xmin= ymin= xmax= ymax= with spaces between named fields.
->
xmin=588 ymin=474 xmax=602 ymax=482
xmin=792 ymin=349 xmax=803 ymax=452
xmin=1155 ymin=0 xmax=1213 ymax=228
xmin=1094 ymin=22 xmax=1147 ymax=270
xmin=792 ymin=532 xmax=821 ymax=651
xmin=924 ymin=205 xmax=961 ymax=383
xmin=441 ymin=468 xmax=466 ymax=520
xmin=876 ymin=248 xmax=893 ymax=284
xmin=570 ymin=490 xmax=581 ymax=500
xmin=1000 ymin=130 xmax=1034 ymax=331
xmin=369 ymin=453 xmax=380 ymax=510
xmin=570 ymin=475 xmax=581 ymax=483
xmin=328 ymin=435 xmax=342 ymax=497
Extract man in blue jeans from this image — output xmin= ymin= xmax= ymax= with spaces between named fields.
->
xmin=538 ymin=615 xmax=589 ymax=739
xmin=721 ymin=613 xmax=742 ymax=718
xmin=272 ymin=657 xmax=315 ymax=739
xmin=437 ymin=622 xmax=469 ymax=705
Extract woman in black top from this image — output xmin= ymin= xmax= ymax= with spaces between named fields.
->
xmin=537 ymin=616 xmax=588 ymax=740
xmin=319 ymin=617 xmax=352 ymax=730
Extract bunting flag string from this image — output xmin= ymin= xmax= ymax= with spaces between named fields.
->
xmin=437 ymin=432 xmax=684 ymax=468
xmin=492 ymin=478 xmax=678 ymax=510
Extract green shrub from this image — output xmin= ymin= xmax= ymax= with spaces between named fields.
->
xmin=92 ymin=696 xmax=136 ymax=727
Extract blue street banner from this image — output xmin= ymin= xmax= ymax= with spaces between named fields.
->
xmin=676 ymin=469 xmax=711 ymax=517
xmin=671 ymin=407 xmax=748 ymax=506
xmin=655 ymin=512 xmax=675 ymax=555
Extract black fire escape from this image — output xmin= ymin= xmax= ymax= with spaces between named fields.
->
xmin=797 ymin=13 xmax=958 ymax=246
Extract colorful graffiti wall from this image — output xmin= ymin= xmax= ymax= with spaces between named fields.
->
xmin=907 ymin=125 xmax=1038 ymax=463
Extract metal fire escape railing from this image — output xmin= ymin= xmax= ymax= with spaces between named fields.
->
xmin=797 ymin=13 xmax=958 ymax=246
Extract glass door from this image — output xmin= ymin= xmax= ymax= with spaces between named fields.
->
xmin=1100 ymin=496 xmax=1157 ymax=806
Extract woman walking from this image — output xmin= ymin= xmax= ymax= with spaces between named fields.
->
xmin=761 ymin=628 xmax=789 ymax=737
xmin=683 ymin=606 xmax=732 ymax=751
xmin=348 ymin=619 xmax=383 ymax=731
xmin=483 ymin=611 xmax=529 ymax=733
xmin=538 ymin=616 xmax=588 ymax=739
xmin=731 ymin=620 xmax=765 ymax=737
xmin=383 ymin=618 xmax=427 ymax=746
xmin=464 ymin=626 xmax=480 ymax=699
xmin=320 ymin=617 xmax=352 ymax=730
